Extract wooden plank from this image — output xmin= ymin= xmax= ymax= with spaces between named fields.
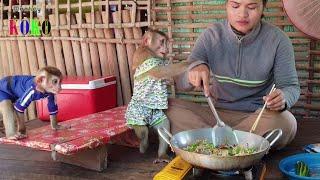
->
xmin=102 ymin=12 xmax=124 ymax=106
xmin=112 ymin=11 xmax=132 ymax=105
xmin=52 ymin=145 xmax=108 ymax=172
xmin=75 ymin=13 xmax=93 ymax=76
xmin=93 ymin=11 xmax=112 ymax=76
xmin=11 ymin=40 xmax=22 ymax=74
xmin=85 ymin=13 xmax=102 ymax=77
xmin=35 ymin=39 xmax=46 ymax=68
xmin=49 ymin=14 xmax=67 ymax=76
xmin=69 ymin=14 xmax=85 ymax=76
xmin=59 ymin=14 xmax=77 ymax=76
xmin=122 ymin=9 xmax=136 ymax=85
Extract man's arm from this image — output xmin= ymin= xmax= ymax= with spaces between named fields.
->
xmin=273 ymin=32 xmax=300 ymax=109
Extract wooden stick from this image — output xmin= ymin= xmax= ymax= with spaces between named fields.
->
xmin=102 ymin=11 xmax=124 ymax=106
xmin=112 ymin=11 xmax=132 ymax=105
xmin=85 ymin=12 xmax=102 ymax=77
xmin=250 ymin=84 xmax=276 ymax=133
xmin=75 ymin=13 xmax=93 ymax=76
xmin=69 ymin=14 xmax=85 ymax=76
xmin=49 ymin=14 xmax=67 ymax=76
xmin=60 ymin=13 xmax=76 ymax=76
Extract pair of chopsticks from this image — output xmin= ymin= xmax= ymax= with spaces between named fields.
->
xmin=250 ymin=84 xmax=276 ymax=133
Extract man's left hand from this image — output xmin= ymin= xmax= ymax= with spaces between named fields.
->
xmin=263 ymin=89 xmax=286 ymax=111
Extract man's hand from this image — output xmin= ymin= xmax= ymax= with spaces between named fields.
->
xmin=188 ymin=64 xmax=210 ymax=96
xmin=263 ymin=89 xmax=286 ymax=111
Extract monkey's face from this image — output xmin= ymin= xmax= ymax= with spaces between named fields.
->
xmin=41 ymin=75 xmax=62 ymax=94
xmin=150 ymin=35 xmax=168 ymax=59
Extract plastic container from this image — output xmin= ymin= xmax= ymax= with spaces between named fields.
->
xmin=36 ymin=76 xmax=117 ymax=121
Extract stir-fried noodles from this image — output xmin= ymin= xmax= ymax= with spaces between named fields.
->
xmin=184 ymin=140 xmax=257 ymax=156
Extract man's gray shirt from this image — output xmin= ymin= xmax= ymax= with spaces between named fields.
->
xmin=176 ymin=20 xmax=300 ymax=112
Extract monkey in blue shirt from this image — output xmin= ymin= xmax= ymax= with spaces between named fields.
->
xmin=0 ymin=66 xmax=68 ymax=140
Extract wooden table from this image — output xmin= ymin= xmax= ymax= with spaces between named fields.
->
xmin=0 ymin=119 xmax=318 ymax=179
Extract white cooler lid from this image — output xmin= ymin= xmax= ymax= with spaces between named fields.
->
xmin=61 ymin=76 xmax=116 ymax=90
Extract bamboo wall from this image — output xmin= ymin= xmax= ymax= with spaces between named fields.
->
xmin=0 ymin=0 xmax=319 ymax=120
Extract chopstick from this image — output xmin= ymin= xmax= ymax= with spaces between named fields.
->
xmin=250 ymin=84 xmax=276 ymax=133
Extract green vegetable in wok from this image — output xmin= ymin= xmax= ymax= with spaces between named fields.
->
xmin=184 ymin=140 xmax=257 ymax=156
xmin=295 ymin=161 xmax=310 ymax=177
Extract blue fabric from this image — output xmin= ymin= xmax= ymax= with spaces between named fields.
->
xmin=0 ymin=75 xmax=58 ymax=115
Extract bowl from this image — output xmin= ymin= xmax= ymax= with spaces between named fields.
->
xmin=279 ymin=153 xmax=320 ymax=180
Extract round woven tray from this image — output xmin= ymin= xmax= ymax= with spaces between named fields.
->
xmin=282 ymin=0 xmax=320 ymax=40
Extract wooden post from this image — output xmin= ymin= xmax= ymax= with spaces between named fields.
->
xmin=132 ymin=11 xmax=143 ymax=49
xmin=0 ymin=45 xmax=3 ymax=78
xmin=59 ymin=14 xmax=76 ymax=76
xmin=85 ymin=13 xmax=102 ymax=77
xmin=4 ymin=19 xmax=14 ymax=75
xmin=26 ymin=37 xmax=39 ymax=120
xmin=0 ymin=35 xmax=9 ymax=76
xmin=18 ymin=38 xmax=32 ymax=121
xmin=35 ymin=40 xmax=46 ymax=68
xmin=18 ymin=40 xmax=31 ymax=75
xmin=112 ymin=11 xmax=132 ymax=105
xmin=121 ymin=10 xmax=136 ymax=86
xmin=69 ymin=14 xmax=85 ymax=76
xmin=102 ymin=11 xmax=124 ymax=106
xmin=43 ymin=39 xmax=56 ymax=67
xmin=91 ymin=11 xmax=112 ymax=76
xmin=49 ymin=14 xmax=67 ymax=76
xmin=5 ymin=40 xmax=14 ymax=75
xmin=75 ymin=13 xmax=93 ymax=76
xmin=11 ymin=40 xmax=22 ymax=74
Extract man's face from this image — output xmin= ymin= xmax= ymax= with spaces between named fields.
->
xmin=226 ymin=0 xmax=264 ymax=34
xmin=150 ymin=34 xmax=168 ymax=59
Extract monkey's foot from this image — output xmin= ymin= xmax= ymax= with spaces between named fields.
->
xmin=52 ymin=124 xmax=71 ymax=130
xmin=7 ymin=133 xmax=27 ymax=140
xmin=153 ymin=158 xmax=170 ymax=164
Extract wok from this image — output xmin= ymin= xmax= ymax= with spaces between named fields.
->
xmin=158 ymin=127 xmax=282 ymax=171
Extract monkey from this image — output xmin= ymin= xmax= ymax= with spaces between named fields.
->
xmin=0 ymin=66 xmax=69 ymax=140
xmin=125 ymin=29 xmax=190 ymax=164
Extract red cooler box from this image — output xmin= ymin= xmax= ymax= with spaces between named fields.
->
xmin=37 ymin=76 xmax=117 ymax=121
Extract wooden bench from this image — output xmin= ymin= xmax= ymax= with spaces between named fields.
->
xmin=0 ymin=106 xmax=139 ymax=171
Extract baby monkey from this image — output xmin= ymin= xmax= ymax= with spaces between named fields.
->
xmin=126 ymin=29 xmax=189 ymax=163
xmin=0 ymin=66 xmax=68 ymax=140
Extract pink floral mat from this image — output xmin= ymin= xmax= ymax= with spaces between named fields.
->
xmin=0 ymin=106 xmax=139 ymax=155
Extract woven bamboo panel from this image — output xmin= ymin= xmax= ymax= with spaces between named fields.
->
xmin=0 ymin=0 xmax=318 ymax=120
